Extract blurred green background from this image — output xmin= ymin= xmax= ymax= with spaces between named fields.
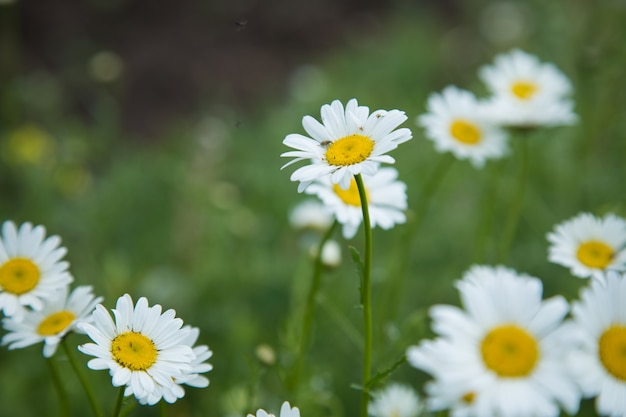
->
xmin=1 ymin=0 xmax=625 ymax=416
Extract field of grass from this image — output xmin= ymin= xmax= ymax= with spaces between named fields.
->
xmin=1 ymin=1 xmax=625 ymax=416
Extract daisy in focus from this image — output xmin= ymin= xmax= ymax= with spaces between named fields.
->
xmin=281 ymin=98 xmax=412 ymax=192
xmin=565 ymin=271 xmax=626 ymax=416
xmin=479 ymin=49 xmax=577 ymax=128
xmin=547 ymin=212 xmax=626 ymax=281
xmin=0 ymin=221 xmax=73 ymax=319
xmin=406 ymin=265 xmax=580 ymax=417
xmin=418 ymin=86 xmax=509 ymax=168
xmin=77 ymin=294 xmax=196 ymax=405
xmin=2 ymin=285 xmax=102 ymax=357
xmin=248 ymin=401 xmax=300 ymax=417
xmin=368 ymin=383 xmax=422 ymax=417
xmin=305 ymin=167 xmax=407 ymax=239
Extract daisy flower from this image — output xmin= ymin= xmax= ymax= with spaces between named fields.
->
xmin=134 ymin=325 xmax=214 ymax=405
xmin=77 ymin=294 xmax=195 ymax=405
xmin=479 ymin=49 xmax=577 ymax=127
xmin=565 ymin=271 xmax=626 ymax=416
xmin=248 ymin=401 xmax=300 ymax=417
xmin=288 ymin=199 xmax=334 ymax=232
xmin=547 ymin=212 xmax=626 ymax=280
xmin=2 ymin=285 xmax=102 ymax=357
xmin=418 ymin=86 xmax=509 ymax=168
xmin=281 ymin=98 xmax=412 ymax=192
xmin=0 ymin=221 xmax=73 ymax=319
xmin=407 ymin=265 xmax=580 ymax=417
xmin=368 ymin=383 xmax=422 ymax=417
xmin=305 ymin=167 xmax=407 ymax=239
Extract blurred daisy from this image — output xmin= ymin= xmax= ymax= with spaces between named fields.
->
xmin=134 ymin=325 xmax=214 ymax=405
xmin=281 ymin=98 xmax=412 ymax=192
xmin=565 ymin=271 xmax=626 ymax=416
xmin=547 ymin=212 xmax=626 ymax=280
xmin=305 ymin=167 xmax=407 ymax=239
xmin=77 ymin=294 xmax=195 ymax=405
xmin=248 ymin=401 xmax=300 ymax=417
xmin=369 ymin=383 xmax=422 ymax=417
xmin=407 ymin=265 xmax=580 ymax=417
xmin=0 ymin=221 xmax=73 ymax=319
xmin=418 ymin=86 xmax=509 ymax=168
xmin=288 ymin=199 xmax=334 ymax=231
xmin=2 ymin=285 xmax=102 ymax=357
xmin=479 ymin=49 xmax=577 ymax=127
xmin=308 ymin=239 xmax=342 ymax=268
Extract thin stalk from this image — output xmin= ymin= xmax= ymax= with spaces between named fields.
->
xmin=290 ymin=220 xmax=338 ymax=394
xmin=46 ymin=355 xmax=70 ymax=417
xmin=111 ymin=387 xmax=125 ymax=417
xmin=62 ymin=338 xmax=104 ymax=417
xmin=498 ymin=137 xmax=530 ymax=262
xmin=354 ymin=173 xmax=373 ymax=417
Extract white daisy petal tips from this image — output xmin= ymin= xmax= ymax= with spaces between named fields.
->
xmin=248 ymin=401 xmax=301 ymax=417
xmin=547 ymin=212 xmax=626 ymax=280
xmin=418 ymin=86 xmax=509 ymax=168
xmin=406 ymin=265 xmax=581 ymax=417
xmin=565 ymin=271 xmax=626 ymax=417
xmin=0 ymin=221 xmax=74 ymax=319
xmin=305 ymin=167 xmax=407 ymax=239
xmin=368 ymin=383 xmax=421 ymax=417
xmin=281 ymin=98 xmax=412 ymax=192
xmin=479 ymin=49 xmax=577 ymax=127
xmin=78 ymin=294 xmax=200 ymax=405
xmin=1 ymin=285 xmax=102 ymax=357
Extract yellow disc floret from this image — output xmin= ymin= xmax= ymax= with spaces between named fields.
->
xmin=481 ymin=324 xmax=539 ymax=377
xmin=325 ymin=134 xmax=374 ymax=166
xmin=576 ymin=240 xmax=614 ymax=269
xmin=450 ymin=120 xmax=482 ymax=145
xmin=0 ymin=258 xmax=41 ymax=295
xmin=37 ymin=311 xmax=76 ymax=336
xmin=598 ymin=325 xmax=626 ymax=381
xmin=511 ymin=81 xmax=539 ymax=100
xmin=111 ymin=332 xmax=158 ymax=371
xmin=333 ymin=178 xmax=369 ymax=206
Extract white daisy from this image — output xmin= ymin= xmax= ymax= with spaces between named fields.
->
xmin=288 ymin=199 xmax=334 ymax=232
xmin=0 ymin=221 xmax=74 ymax=319
xmin=281 ymin=98 xmax=412 ymax=192
xmin=133 ymin=325 xmax=214 ymax=405
xmin=418 ymin=86 xmax=509 ymax=168
xmin=547 ymin=212 xmax=626 ymax=280
xmin=407 ymin=265 xmax=581 ymax=417
xmin=77 ymin=294 xmax=195 ymax=405
xmin=565 ymin=271 xmax=626 ymax=417
xmin=248 ymin=401 xmax=300 ymax=417
xmin=305 ymin=167 xmax=407 ymax=239
xmin=479 ymin=49 xmax=577 ymax=127
xmin=2 ymin=285 xmax=102 ymax=357
xmin=368 ymin=383 xmax=422 ymax=417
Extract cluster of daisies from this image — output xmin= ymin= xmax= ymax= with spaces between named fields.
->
xmin=0 ymin=220 xmax=212 ymax=406
xmin=420 ymin=49 xmax=576 ymax=168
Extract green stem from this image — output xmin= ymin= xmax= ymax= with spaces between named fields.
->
xmin=111 ymin=387 xmax=125 ymax=417
xmin=290 ymin=220 xmax=338 ymax=394
xmin=498 ymin=137 xmax=530 ymax=262
xmin=354 ymin=173 xmax=373 ymax=417
xmin=62 ymin=338 xmax=104 ymax=417
xmin=47 ymin=355 xmax=70 ymax=417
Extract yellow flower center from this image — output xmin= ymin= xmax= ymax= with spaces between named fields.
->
xmin=0 ymin=258 xmax=41 ymax=295
xmin=461 ymin=391 xmax=476 ymax=404
xmin=449 ymin=120 xmax=482 ymax=145
xmin=111 ymin=331 xmax=158 ymax=371
xmin=576 ymin=240 xmax=614 ymax=269
xmin=481 ymin=324 xmax=539 ymax=377
xmin=598 ymin=325 xmax=626 ymax=381
xmin=325 ymin=134 xmax=374 ymax=166
xmin=511 ymin=81 xmax=539 ymax=100
xmin=37 ymin=310 xmax=76 ymax=336
xmin=333 ymin=178 xmax=369 ymax=206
